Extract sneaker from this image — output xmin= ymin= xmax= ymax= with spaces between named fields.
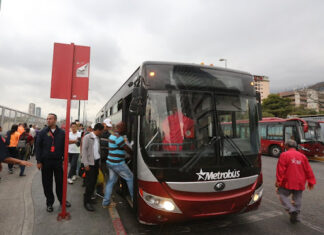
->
xmin=46 ymin=205 xmax=54 ymax=212
xmin=67 ymin=178 xmax=73 ymax=184
xmin=8 ymin=169 xmax=13 ymax=174
xmin=102 ymin=202 xmax=116 ymax=208
xmin=290 ymin=211 xmax=298 ymax=224
xmin=72 ymin=175 xmax=77 ymax=181
xmin=60 ymin=200 xmax=71 ymax=208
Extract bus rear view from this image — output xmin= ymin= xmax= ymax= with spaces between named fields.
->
xmin=131 ymin=62 xmax=263 ymax=224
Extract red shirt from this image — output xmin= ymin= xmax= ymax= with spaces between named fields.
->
xmin=276 ymin=148 xmax=316 ymax=190
xmin=162 ymin=111 xmax=194 ymax=151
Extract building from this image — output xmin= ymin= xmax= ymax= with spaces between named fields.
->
xmin=28 ymin=103 xmax=35 ymax=115
xmin=253 ymin=75 xmax=270 ymax=102
xmin=36 ymin=107 xmax=41 ymax=117
xmin=279 ymin=89 xmax=324 ymax=112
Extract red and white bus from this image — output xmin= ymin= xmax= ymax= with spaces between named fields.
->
xmin=96 ymin=61 xmax=263 ymax=224
xmin=259 ymin=117 xmax=324 ymax=159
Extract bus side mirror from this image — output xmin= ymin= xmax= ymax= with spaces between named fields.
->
xmin=256 ymin=92 xmax=262 ymax=121
xmin=129 ymin=87 xmax=147 ymax=116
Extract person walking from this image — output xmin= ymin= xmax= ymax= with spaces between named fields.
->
xmin=36 ymin=113 xmax=71 ymax=212
xmin=67 ymin=122 xmax=81 ymax=184
xmin=81 ymin=123 xmax=104 ymax=211
xmin=17 ymin=128 xmax=33 ymax=176
xmin=0 ymin=136 xmax=33 ymax=171
xmin=276 ymin=139 xmax=316 ymax=224
xmin=102 ymin=122 xmax=133 ymax=208
xmin=6 ymin=124 xmax=21 ymax=174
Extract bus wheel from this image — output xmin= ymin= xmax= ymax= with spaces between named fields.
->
xmin=270 ymin=145 xmax=281 ymax=157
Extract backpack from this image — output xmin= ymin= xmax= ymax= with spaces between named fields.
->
xmin=17 ymin=133 xmax=28 ymax=149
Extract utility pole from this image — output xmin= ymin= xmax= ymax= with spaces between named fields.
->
xmin=78 ymin=100 xmax=81 ymax=121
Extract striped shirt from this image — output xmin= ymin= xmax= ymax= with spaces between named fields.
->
xmin=107 ymin=133 xmax=125 ymax=165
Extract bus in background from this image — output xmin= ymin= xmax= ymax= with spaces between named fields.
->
xmin=259 ymin=117 xmax=324 ymax=160
xmin=96 ymin=61 xmax=263 ymax=224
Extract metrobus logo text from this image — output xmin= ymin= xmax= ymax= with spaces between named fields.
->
xmin=196 ymin=169 xmax=240 ymax=181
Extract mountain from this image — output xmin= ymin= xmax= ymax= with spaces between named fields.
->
xmin=308 ymin=82 xmax=324 ymax=91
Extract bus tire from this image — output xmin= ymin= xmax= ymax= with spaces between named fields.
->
xmin=270 ymin=145 xmax=281 ymax=157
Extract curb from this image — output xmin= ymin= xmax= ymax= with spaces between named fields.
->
xmin=21 ymin=163 xmax=38 ymax=235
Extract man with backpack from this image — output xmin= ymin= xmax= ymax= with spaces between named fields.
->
xmin=17 ymin=128 xmax=33 ymax=176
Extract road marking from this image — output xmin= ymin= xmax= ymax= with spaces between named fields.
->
xmin=22 ymin=160 xmax=38 ymax=235
xmin=233 ymin=210 xmax=283 ymax=226
xmin=263 ymin=197 xmax=324 ymax=234
xmin=107 ymin=203 xmax=127 ymax=235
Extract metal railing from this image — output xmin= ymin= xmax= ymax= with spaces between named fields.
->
xmin=0 ymin=104 xmax=46 ymax=134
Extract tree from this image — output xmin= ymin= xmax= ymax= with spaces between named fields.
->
xmin=262 ymin=111 xmax=275 ymax=118
xmin=290 ymin=107 xmax=318 ymax=116
xmin=262 ymin=94 xmax=293 ymax=118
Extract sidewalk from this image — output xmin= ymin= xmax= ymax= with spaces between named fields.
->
xmin=0 ymin=160 xmax=37 ymax=235
xmin=0 ymin=158 xmax=119 ymax=235
xmin=32 ymin=167 xmax=116 ymax=235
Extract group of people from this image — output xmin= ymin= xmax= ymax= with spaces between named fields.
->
xmin=0 ymin=123 xmax=36 ymax=178
xmin=34 ymin=113 xmax=133 ymax=212
xmin=0 ymin=112 xmax=317 ymax=224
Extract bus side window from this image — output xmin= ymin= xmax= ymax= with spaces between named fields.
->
xmin=285 ymin=126 xmax=294 ymax=141
xmin=268 ymin=125 xmax=283 ymax=140
xmin=260 ymin=125 xmax=267 ymax=139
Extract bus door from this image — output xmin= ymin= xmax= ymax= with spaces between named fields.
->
xmin=283 ymin=123 xmax=300 ymax=145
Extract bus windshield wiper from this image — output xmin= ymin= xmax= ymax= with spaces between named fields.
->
xmin=223 ymin=135 xmax=253 ymax=167
xmin=145 ymin=131 xmax=160 ymax=150
xmin=179 ymin=136 xmax=220 ymax=173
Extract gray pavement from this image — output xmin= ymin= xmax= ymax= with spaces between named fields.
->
xmin=0 ymin=160 xmax=37 ymax=235
xmin=32 ymin=167 xmax=115 ymax=235
xmin=0 ymin=158 xmax=116 ymax=235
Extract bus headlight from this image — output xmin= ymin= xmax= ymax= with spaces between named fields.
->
xmin=249 ymin=186 xmax=263 ymax=205
xmin=162 ymin=201 xmax=175 ymax=211
xmin=140 ymin=189 xmax=182 ymax=214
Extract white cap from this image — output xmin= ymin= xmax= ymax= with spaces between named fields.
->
xmin=103 ymin=118 xmax=112 ymax=127
xmin=91 ymin=123 xmax=95 ymax=129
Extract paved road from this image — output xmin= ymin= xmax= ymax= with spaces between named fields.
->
xmin=114 ymin=156 xmax=324 ymax=235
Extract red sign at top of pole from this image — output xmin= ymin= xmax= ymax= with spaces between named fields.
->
xmin=51 ymin=43 xmax=90 ymax=100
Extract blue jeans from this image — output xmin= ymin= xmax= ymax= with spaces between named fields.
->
xmin=102 ymin=162 xmax=134 ymax=206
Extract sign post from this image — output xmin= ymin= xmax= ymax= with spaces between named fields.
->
xmin=50 ymin=42 xmax=90 ymax=220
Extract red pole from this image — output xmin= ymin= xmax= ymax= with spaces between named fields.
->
xmin=57 ymin=43 xmax=75 ymax=220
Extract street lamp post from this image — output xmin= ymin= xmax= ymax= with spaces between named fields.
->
xmin=219 ymin=58 xmax=227 ymax=68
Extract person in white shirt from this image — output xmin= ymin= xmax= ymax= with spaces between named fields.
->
xmin=68 ymin=122 xmax=81 ymax=184
xmin=81 ymin=123 xmax=104 ymax=211
xmin=29 ymin=124 xmax=36 ymax=138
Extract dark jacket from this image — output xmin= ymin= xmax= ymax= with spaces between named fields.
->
xmin=0 ymin=136 xmax=9 ymax=162
xmin=100 ymin=131 xmax=110 ymax=159
xmin=36 ymin=126 xmax=65 ymax=163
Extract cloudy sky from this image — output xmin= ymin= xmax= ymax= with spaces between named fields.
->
xmin=1 ymin=0 xmax=323 ymax=122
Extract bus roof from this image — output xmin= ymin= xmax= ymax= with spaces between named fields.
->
xmin=96 ymin=61 xmax=254 ymax=120
xmin=142 ymin=61 xmax=252 ymax=77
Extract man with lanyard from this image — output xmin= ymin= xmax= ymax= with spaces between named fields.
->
xmin=0 ymin=136 xmax=32 ymax=172
xmin=36 ymin=113 xmax=71 ymax=212
xmin=102 ymin=122 xmax=133 ymax=207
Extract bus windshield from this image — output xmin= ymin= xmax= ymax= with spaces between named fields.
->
xmin=301 ymin=121 xmax=324 ymax=142
xmin=142 ymin=90 xmax=259 ymax=172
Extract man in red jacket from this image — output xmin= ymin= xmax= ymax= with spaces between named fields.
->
xmin=162 ymin=106 xmax=194 ymax=151
xmin=276 ymin=139 xmax=316 ymax=224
